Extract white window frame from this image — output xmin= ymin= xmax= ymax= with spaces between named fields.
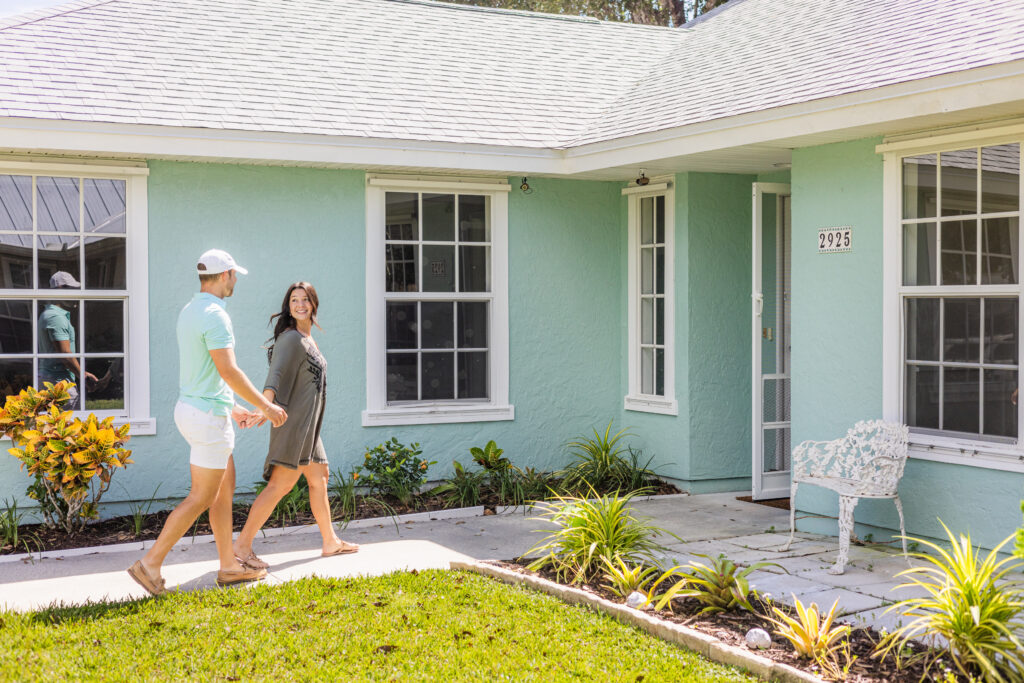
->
xmin=0 ymin=159 xmax=154 ymax=435
xmin=880 ymin=126 xmax=1024 ymax=472
xmin=363 ymin=175 xmax=513 ymax=426
xmin=623 ymin=180 xmax=677 ymax=415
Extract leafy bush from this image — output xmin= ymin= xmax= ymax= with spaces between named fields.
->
xmin=876 ymin=522 xmax=1024 ymax=681
xmin=526 ymin=488 xmax=675 ymax=584
xmin=768 ymin=596 xmax=852 ymax=678
xmin=600 ymin=554 xmax=659 ymax=598
xmin=470 ymin=440 xmax=510 ymax=471
xmin=356 ymin=438 xmax=435 ymax=507
xmin=432 ymin=461 xmax=485 ymax=508
xmin=651 ymin=553 xmax=777 ymax=615
xmin=329 ymin=467 xmax=395 ymax=526
xmin=560 ymin=421 xmax=656 ymax=495
xmin=1 ymin=381 xmax=132 ymax=534
xmin=517 ymin=466 xmax=559 ymax=503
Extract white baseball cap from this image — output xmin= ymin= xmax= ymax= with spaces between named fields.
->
xmin=196 ymin=249 xmax=248 ymax=275
xmin=49 ymin=271 xmax=81 ymax=288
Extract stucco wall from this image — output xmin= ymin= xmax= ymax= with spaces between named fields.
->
xmin=790 ymin=137 xmax=1024 ymax=549
xmin=0 ymin=165 xmax=626 ymax=512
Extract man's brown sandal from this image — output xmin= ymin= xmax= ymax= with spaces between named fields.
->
xmin=216 ymin=566 xmax=267 ymax=586
xmin=127 ymin=560 xmax=166 ymax=596
xmin=234 ymin=550 xmax=269 ymax=570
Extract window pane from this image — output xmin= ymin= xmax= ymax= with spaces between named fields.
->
xmin=386 ymin=353 xmax=417 ymax=401
xmin=640 ymin=247 xmax=653 ymax=294
xmin=421 ymin=301 xmax=454 ymax=349
xmin=458 ymin=245 xmax=489 ymax=292
xmin=385 ymin=244 xmax=417 ymax=292
xmin=944 ymin=298 xmax=980 ymax=363
xmin=981 ymin=217 xmax=1018 ymax=285
xmin=38 ymin=234 xmax=81 ymax=290
xmin=902 ymin=222 xmax=936 ymax=285
xmin=655 ymin=347 xmax=664 ymax=396
xmin=84 ymin=236 xmax=126 ymax=289
xmin=0 ymin=300 xmax=32 ymax=353
xmin=421 ymin=352 xmax=454 ymax=400
xmin=984 ymin=369 xmax=1017 ymax=438
xmin=457 ymin=351 xmax=487 ymax=399
xmin=0 ymin=175 xmax=32 ymax=231
xmin=655 ymin=195 xmax=665 ymax=244
xmin=386 ymin=302 xmax=417 ymax=349
xmin=655 ymin=297 xmax=664 ymax=346
xmin=641 ymin=297 xmax=653 ymax=345
xmin=36 ymin=176 xmax=80 ymax=232
xmin=422 ymin=193 xmax=454 ymax=242
xmin=902 ymin=154 xmax=937 ymax=219
xmin=458 ymin=195 xmax=488 ymax=242
xmin=640 ymin=197 xmax=654 ymax=245
xmin=655 ymin=247 xmax=665 ymax=294
xmin=422 ymin=245 xmax=455 ymax=292
xmin=0 ymin=358 xmax=32 ymax=400
xmin=943 ymin=367 xmax=979 ymax=434
xmin=83 ymin=179 xmax=126 ymax=234
xmin=641 ymin=347 xmax=654 ymax=395
xmin=0 ymin=235 xmax=33 ymax=288
xmin=906 ymin=364 xmax=939 ymax=429
xmin=981 ymin=143 xmax=1019 ymax=214
xmin=84 ymin=357 xmax=124 ymax=410
xmin=457 ymin=301 xmax=487 ymax=349
xmin=941 ymin=220 xmax=976 ymax=285
xmin=940 ymin=149 xmax=978 ymax=217
xmin=905 ymin=298 xmax=939 ymax=361
xmin=984 ymin=298 xmax=1017 ymax=365
xmin=84 ymin=300 xmax=123 ymax=353
xmin=385 ymin=192 xmax=418 ymax=241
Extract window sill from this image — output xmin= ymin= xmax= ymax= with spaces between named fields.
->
xmin=362 ymin=403 xmax=515 ymax=427
xmin=623 ymin=395 xmax=678 ymax=416
xmin=909 ymin=438 xmax=1024 ymax=473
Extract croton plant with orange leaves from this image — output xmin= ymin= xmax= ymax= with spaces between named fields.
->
xmin=0 ymin=381 xmax=132 ymax=534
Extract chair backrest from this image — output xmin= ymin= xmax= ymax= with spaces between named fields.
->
xmin=843 ymin=419 xmax=910 ymax=495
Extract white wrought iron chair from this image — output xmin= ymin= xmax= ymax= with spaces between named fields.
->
xmin=782 ymin=420 xmax=910 ymax=574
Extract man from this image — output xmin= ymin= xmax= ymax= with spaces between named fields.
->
xmin=127 ymin=249 xmax=287 ymax=596
xmin=38 ymin=271 xmax=96 ymax=409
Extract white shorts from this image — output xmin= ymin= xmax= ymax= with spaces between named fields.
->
xmin=174 ymin=401 xmax=235 ymax=469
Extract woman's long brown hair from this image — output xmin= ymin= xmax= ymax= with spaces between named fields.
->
xmin=268 ymin=281 xmax=321 ymax=344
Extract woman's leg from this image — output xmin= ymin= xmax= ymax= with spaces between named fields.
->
xmin=301 ymin=462 xmax=357 ymax=554
xmin=233 ymin=465 xmax=302 ymax=560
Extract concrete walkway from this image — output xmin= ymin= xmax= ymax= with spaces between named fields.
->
xmin=0 ymin=492 xmax=926 ymax=633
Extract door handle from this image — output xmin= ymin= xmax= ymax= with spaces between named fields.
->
xmin=752 ymin=293 xmax=764 ymax=316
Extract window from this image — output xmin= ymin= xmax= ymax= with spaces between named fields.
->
xmin=364 ymin=178 xmax=511 ymax=426
xmin=899 ymin=143 xmax=1021 ymax=445
xmin=0 ymin=163 xmax=152 ymax=433
xmin=624 ymin=183 xmax=677 ymax=415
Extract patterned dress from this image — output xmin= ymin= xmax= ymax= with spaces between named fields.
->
xmin=261 ymin=328 xmax=328 ymax=480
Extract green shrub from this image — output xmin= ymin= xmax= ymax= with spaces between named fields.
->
xmin=651 ymin=553 xmax=777 ymax=615
xmin=526 ymin=488 xmax=675 ymax=584
xmin=0 ymin=498 xmax=39 ymax=553
xmin=560 ymin=421 xmax=656 ymax=495
xmin=432 ymin=461 xmax=485 ymax=508
xmin=601 ymin=554 xmax=659 ymax=598
xmin=876 ymin=521 xmax=1024 ymax=681
xmin=356 ymin=438 xmax=435 ymax=507
xmin=767 ymin=596 xmax=852 ymax=679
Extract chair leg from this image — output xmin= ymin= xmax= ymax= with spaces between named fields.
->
xmin=831 ymin=495 xmax=858 ymax=575
xmin=782 ymin=482 xmax=798 ymax=551
xmin=894 ymin=495 xmax=910 ymax=566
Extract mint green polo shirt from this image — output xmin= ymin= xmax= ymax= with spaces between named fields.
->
xmin=177 ymin=292 xmax=235 ymax=415
xmin=38 ymin=304 xmax=76 ymax=383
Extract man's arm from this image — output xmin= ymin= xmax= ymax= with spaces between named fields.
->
xmin=208 ymin=347 xmax=287 ymax=427
xmin=55 ymin=339 xmax=98 ymax=383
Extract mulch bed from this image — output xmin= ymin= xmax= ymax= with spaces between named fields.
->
xmin=1 ymin=480 xmax=683 ymax=556
xmin=495 ymin=560 xmax=937 ymax=683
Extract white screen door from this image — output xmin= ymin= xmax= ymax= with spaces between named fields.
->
xmin=752 ymin=182 xmax=792 ymax=500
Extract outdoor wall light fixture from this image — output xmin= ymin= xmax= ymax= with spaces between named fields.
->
xmin=635 ymin=170 xmax=650 ymax=186
xmin=520 ymin=177 xmax=532 ymax=194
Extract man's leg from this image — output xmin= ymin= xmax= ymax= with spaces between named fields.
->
xmin=140 ymin=464 xmax=230 ymax=580
xmin=209 ymin=455 xmax=244 ymax=571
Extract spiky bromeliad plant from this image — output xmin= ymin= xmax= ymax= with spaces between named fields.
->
xmin=651 ymin=553 xmax=780 ymax=614
xmin=525 ymin=487 xmax=676 ymax=584
xmin=875 ymin=521 xmax=1024 ymax=682
xmin=0 ymin=381 xmax=132 ymax=534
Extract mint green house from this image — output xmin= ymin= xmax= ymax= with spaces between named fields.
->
xmin=2 ymin=0 xmax=1023 ymax=549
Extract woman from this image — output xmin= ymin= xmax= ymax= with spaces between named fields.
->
xmin=233 ymin=282 xmax=358 ymax=568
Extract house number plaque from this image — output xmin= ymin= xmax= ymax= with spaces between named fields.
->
xmin=818 ymin=226 xmax=852 ymax=253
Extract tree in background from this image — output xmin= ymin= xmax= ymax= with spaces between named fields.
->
xmin=446 ymin=0 xmax=726 ymax=26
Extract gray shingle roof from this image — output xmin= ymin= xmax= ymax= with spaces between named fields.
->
xmin=1 ymin=0 xmax=1023 ymax=151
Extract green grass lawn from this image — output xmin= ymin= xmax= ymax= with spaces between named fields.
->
xmin=0 ymin=570 xmax=756 ymax=681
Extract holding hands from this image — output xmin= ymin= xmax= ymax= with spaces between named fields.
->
xmin=231 ymin=403 xmax=287 ymax=429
